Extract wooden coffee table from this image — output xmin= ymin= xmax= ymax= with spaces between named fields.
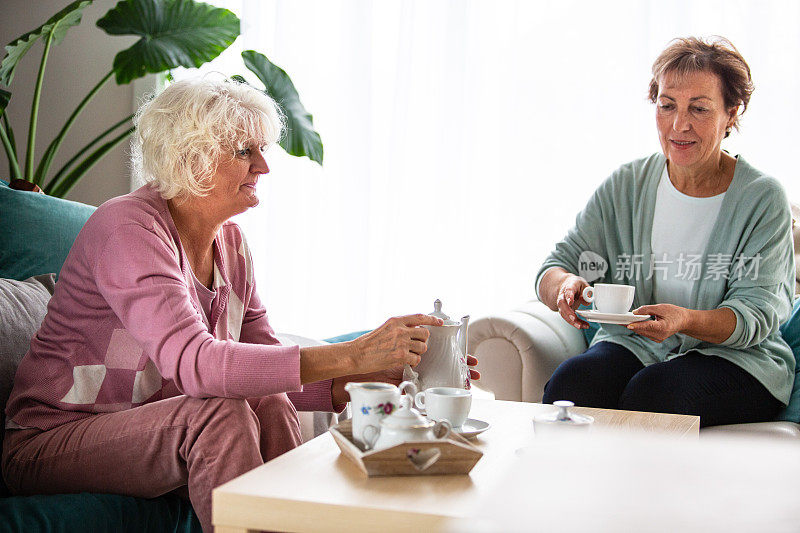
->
xmin=212 ymin=399 xmax=699 ymax=532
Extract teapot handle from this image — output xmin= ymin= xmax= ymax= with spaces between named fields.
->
xmin=433 ymin=419 xmax=452 ymax=440
xmin=399 ymin=394 xmax=412 ymax=411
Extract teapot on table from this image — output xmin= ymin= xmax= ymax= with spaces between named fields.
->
xmin=405 ymin=299 xmax=470 ymax=391
xmin=362 ymin=393 xmax=452 ymax=450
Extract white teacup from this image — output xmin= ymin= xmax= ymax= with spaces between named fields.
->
xmin=345 ymin=381 xmax=416 ymax=449
xmin=581 ymin=283 xmax=635 ymax=314
xmin=414 ymin=387 xmax=472 ymax=429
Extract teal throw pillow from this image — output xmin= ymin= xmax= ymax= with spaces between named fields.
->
xmin=324 ymin=330 xmax=370 ymax=344
xmin=0 ymin=180 xmax=95 ymax=280
xmin=0 ymin=492 xmax=200 ymax=533
xmin=775 ymin=297 xmax=800 ymax=422
xmin=579 ymin=303 xmax=600 ymax=345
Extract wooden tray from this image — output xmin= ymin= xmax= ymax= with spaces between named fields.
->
xmin=329 ymin=418 xmax=483 ymax=477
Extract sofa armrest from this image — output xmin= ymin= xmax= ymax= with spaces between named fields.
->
xmin=467 ymin=300 xmax=587 ymax=403
xmin=700 ymin=421 xmax=800 ymax=439
xmin=275 ymin=333 xmax=338 ymax=442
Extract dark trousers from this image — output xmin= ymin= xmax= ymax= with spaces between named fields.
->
xmin=542 ymin=341 xmax=782 ymax=428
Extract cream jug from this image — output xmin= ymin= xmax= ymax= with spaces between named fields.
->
xmin=410 ymin=299 xmax=470 ymax=391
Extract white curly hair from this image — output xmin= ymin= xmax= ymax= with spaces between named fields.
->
xmin=131 ymin=77 xmax=284 ymax=199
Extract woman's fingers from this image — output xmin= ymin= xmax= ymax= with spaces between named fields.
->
xmin=557 ymin=289 xmax=588 ymax=329
xmin=466 ymin=355 xmax=480 ymax=380
xmin=401 ymin=313 xmax=444 ymax=328
xmin=627 ymin=315 xmax=671 ymax=342
xmin=409 ymin=325 xmax=431 ymax=342
xmin=409 ymin=339 xmax=428 ymax=355
xmin=555 ymin=276 xmax=591 ymax=329
xmin=357 ymin=314 xmax=441 ymax=370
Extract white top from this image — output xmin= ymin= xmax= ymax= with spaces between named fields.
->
xmin=650 ymin=165 xmax=726 ymax=307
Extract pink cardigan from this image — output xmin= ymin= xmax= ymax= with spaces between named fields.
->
xmin=6 ymin=185 xmax=334 ymax=431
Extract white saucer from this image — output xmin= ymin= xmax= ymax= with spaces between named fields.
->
xmin=454 ymin=418 xmax=490 ymax=439
xmin=576 ymin=310 xmax=651 ymax=325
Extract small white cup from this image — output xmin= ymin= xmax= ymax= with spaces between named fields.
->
xmin=582 ymin=283 xmax=635 ymax=314
xmin=414 ymin=387 xmax=472 ymax=429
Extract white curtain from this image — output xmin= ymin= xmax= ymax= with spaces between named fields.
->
xmin=175 ymin=0 xmax=800 ymax=339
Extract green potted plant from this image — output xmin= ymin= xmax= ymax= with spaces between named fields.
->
xmin=0 ymin=0 xmax=322 ymax=198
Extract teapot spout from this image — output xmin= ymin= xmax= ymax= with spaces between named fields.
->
xmin=458 ymin=315 xmax=470 ymax=356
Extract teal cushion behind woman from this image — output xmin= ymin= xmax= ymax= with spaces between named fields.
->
xmin=0 ymin=180 xmax=95 ymax=280
xmin=776 ymin=297 xmax=800 ymax=422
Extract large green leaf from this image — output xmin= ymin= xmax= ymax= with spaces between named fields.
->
xmin=242 ymin=50 xmax=323 ymax=165
xmin=0 ymin=1 xmax=92 ymax=86
xmin=0 ymin=88 xmax=9 ymax=114
xmin=97 ymin=0 xmax=240 ymax=85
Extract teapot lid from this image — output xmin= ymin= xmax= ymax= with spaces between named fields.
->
xmin=429 ymin=299 xmax=450 ymax=320
xmin=533 ymin=400 xmax=594 ymax=426
xmin=429 ymin=299 xmax=460 ymax=326
xmin=380 ymin=395 xmax=433 ymax=430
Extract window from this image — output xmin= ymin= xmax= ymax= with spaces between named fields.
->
xmin=175 ymin=0 xmax=800 ymax=338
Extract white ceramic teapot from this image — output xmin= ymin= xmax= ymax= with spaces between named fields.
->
xmin=410 ymin=299 xmax=470 ymax=390
xmin=362 ymin=394 xmax=452 ymax=450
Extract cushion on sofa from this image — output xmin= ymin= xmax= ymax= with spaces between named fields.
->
xmin=0 ymin=492 xmax=200 ymax=533
xmin=0 ymin=273 xmax=56 ymax=497
xmin=323 ymin=330 xmax=370 ymax=343
xmin=579 ymin=303 xmax=600 ymax=344
xmin=775 ymin=297 xmax=800 ymax=422
xmin=0 ymin=180 xmax=95 ymax=280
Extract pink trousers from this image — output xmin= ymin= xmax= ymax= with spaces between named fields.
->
xmin=2 ymin=394 xmax=302 ymax=532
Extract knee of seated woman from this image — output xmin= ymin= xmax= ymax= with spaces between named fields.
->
xmin=618 ymin=369 xmax=694 ymax=414
xmin=187 ymin=396 xmax=260 ymax=430
xmin=247 ymin=393 xmax=297 ymax=416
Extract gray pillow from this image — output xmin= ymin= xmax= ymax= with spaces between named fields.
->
xmin=0 ymin=273 xmax=54 ymax=496
xmin=0 ymin=273 xmax=55 ymax=418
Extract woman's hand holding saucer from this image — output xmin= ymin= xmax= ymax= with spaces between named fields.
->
xmin=627 ymin=304 xmax=689 ymax=342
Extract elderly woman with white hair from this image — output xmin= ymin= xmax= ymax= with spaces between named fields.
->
xmin=1 ymin=78 xmax=468 ymax=532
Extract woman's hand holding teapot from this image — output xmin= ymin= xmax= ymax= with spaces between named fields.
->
xmin=349 ymin=314 xmax=444 ymax=372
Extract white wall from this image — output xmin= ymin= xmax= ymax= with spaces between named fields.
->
xmin=0 ymin=0 xmax=136 ymax=206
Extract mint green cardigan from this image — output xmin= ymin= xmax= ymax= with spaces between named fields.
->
xmin=536 ymin=153 xmax=795 ymax=404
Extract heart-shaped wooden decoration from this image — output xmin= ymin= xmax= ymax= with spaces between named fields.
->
xmin=406 ymin=447 xmax=442 ymax=471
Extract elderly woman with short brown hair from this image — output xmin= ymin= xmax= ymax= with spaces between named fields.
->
xmin=1 ymin=78 xmax=479 ymax=532
xmin=537 ymin=37 xmax=794 ymax=427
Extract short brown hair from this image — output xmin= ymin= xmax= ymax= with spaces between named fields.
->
xmin=648 ymin=36 xmax=753 ymax=136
